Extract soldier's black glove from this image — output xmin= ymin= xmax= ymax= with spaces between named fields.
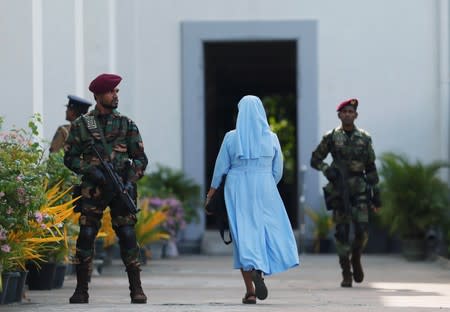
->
xmin=324 ymin=167 xmax=339 ymax=182
xmin=371 ymin=188 xmax=382 ymax=207
xmin=124 ymin=181 xmax=134 ymax=193
xmin=84 ymin=166 xmax=106 ymax=185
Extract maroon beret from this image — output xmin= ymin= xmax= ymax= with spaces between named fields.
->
xmin=336 ymin=98 xmax=358 ymax=112
xmin=88 ymin=73 xmax=122 ymax=94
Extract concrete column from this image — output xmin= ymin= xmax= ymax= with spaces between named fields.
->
xmin=438 ymin=0 xmax=450 ymax=184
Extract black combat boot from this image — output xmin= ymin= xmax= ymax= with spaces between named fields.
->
xmin=339 ymin=256 xmax=352 ymax=288
xmin=126 ymin=267 xmax=147 ymax=303
xmin=351 ymin=250 xmax=364 ymax=283
xmin=69 ymin=263 xmax=90 ymax=303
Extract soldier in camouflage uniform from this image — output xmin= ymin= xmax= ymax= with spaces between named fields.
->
xmin=310 ymin=98 xmax=381 ymax=288
xmin=64 ymin=73 xmax=148 ymax=303
xmin=49 ymin=95 xmax=92 ymax=153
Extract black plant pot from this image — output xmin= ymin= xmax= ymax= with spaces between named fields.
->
xmin=0 ymin=271 xmax=20 ymax=304
xmin=26 ymin=262 xmax=57 ymax=290
xmin=15 ymin=271 xmax=28 ymax=302
xmin=52 ymin=263 xmax=67 ymax=289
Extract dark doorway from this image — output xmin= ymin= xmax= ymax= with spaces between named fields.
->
xmin=204 ymin=40 xmax=298 ymax=229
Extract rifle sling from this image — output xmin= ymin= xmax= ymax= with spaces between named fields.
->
xmin=81 ymin=115 xmax=112 ymax=159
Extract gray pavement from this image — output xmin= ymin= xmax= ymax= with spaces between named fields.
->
xmin=2 ymin=254 xmax=450 ymax=312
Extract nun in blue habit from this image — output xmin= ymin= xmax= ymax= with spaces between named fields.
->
xmin=206 ymin=95 xmax=299 ymax=304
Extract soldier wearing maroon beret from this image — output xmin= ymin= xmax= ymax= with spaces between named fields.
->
xmin=336 ymin=98 xmax=358 ymax=112
xmin=88 ymin=73 xmax=122 ymax=95
xmin=65 ymin=73 xmax=148 ymax=304
xmin=310 ymin=98 xmax=381 ymax=288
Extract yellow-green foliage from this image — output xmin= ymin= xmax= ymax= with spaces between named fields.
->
xmin=305 ymin=207 xmax=333 ymax=239
xmin=135 ymin=198 xmax=170 ymax=246
xmin=305 ymin=207 xmax=334 ymax=253
xmin=2 ymin=181 xmax=77 ymax=271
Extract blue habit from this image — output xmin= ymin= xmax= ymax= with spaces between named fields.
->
xmin=210 ymin=95 xmax=299 ymax=276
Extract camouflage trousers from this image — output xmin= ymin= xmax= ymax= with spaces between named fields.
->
xmin=332 ymin=192 xmax=369 ymax=257
xmin=73 ymin=183 xmax=140 ymax=269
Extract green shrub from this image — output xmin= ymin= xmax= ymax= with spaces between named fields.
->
xmin=0 ymin=115 xmax=47 ymax=232
xmin=379 ymin=152 xmax=449 ymax=240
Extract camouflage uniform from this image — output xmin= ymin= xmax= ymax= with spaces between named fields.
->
xmin=310 ymin=126 xmax=381 ymax=286
xmin=64 ymin=107 xmax=148 ymax=289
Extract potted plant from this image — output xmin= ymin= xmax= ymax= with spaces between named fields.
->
xmin=25 ymin=181 xmax=77 ymax=290
xmin=135 ymin=198 xmax=170 ymax=262
xmin=137 ymin=165 xmax=201 ymax=224
xmin=0 ymin=115 xmax=48 ymax=303
xmin=378 ymin=152 xmax=449 ymax=260
xmin=137 ymin=165 xmax=201 ymax=253
xmin=0 ymin=115 xmax=47 ymax=251
xmin=305 ymin=206 xmax=334 ymax=253
xmin=0 ymin=181 xmax=75 ymax=299
xmin=0 ymin=236 xmax=22 ymax=304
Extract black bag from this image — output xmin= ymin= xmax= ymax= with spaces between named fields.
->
xmin=205 ymin=174 xmax=232 ymax=244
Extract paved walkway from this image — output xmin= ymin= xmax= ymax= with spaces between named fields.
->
xmin=2 ymin=254 xmax=450 ymax=312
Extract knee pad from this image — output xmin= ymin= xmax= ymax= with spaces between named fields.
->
xmin=115 ymin=225 xmax=138 ymax=250
xmin=76 ymin=225 xmax=98 ymax=250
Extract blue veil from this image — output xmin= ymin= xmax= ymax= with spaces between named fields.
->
xmin=235 ymin=95 xmax=274 ymax=159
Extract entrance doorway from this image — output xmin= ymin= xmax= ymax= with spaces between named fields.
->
xmin=204 ymin=40 xmax=298 ymax=229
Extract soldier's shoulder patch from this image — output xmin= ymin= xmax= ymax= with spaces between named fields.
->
xmin=83 ymin=115 xmax=98 ymax=130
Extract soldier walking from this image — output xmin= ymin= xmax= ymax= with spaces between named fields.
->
xmin=64 ymin=73 xmax=148 ymax=303
xmin=310 ymin=99 xmax=381 ymax=287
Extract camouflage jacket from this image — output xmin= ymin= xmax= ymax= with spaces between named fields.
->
xmin=310 ymin=126 xmax=381 ymax=206
xmin=63 ymin=108 xmax=148 ymax=182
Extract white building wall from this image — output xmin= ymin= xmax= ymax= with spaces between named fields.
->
xmin=0 ymin=0 xmax=447 ymax=174
xmin=317 ymin=1 xmax=439 ymax=163
xmin=130 ymin=0 xmax=442 ymax=169
xmin=42 ymin=0 xmax=78 ymax=145
xmin=0 ymin=1 xmax=34 ymax=131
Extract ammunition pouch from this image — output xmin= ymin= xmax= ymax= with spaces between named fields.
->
xmin=322 ymin=183 xmax=341 ymax=211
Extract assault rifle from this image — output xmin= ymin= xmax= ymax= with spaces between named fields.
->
xmin=333 ymin=160 xmax=351 ymax=215
xmin=90 ymin=144 xmax=139 ymax=214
